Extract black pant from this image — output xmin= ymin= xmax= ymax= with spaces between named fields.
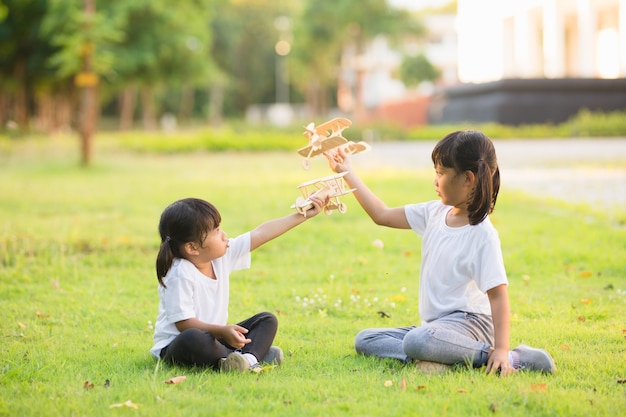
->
xmin=160 ymin=311 xmax=278 ymax=369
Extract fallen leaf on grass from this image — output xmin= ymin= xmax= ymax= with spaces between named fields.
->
xmin=489 ymin=403 xmax=498 ymax=412
xmin=457 ymin=388 xmax=468 ymax=394
xmin=83 ymin=381 xmax=94 ymax=390
xmin=559 ymin=344 xmax=571 ymax=350
xmin=251 ymin=365 xmax=276 ymax=373
xmin=383 ymin=380 xmax=393 ymax=387
xmin=530 ymin=383 xmax=547 ymax=393
xmin=164 ymin=376 xmax=186 ymax=384
xmin=579 ymin=271 xmax=593 ymax=278
xmin=578 ymin=316 xmax=586 ymax=322
xmin=17 ymin=322 xmax=26 ymax=329
xmin=35 ymin=311 xmax=50 ymax=318
xmin=416 ymin=385 xmax=427 ymax=391
xmin=110 ymin=400 xmax=140 ymax=409
xmin=579 ymin=298 xmax=593 ymax=305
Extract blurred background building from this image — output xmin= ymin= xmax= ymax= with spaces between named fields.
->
xmin=431 ymin=0 xmax=626 ymax=125
xmin=357 ymin=0 xmax=626 ymax=126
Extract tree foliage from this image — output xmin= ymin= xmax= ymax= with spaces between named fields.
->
xmin=0 ymin=0 xmax=429 ymax=133
xmin=399 ymin=53 xmax=441 ymax=87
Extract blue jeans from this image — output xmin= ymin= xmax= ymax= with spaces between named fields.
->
xmin=354 ymin=311 xmax=494 ymax=367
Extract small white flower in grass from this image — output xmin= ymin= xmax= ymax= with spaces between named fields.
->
xmin=372 ymin=239 xmax=384 ymax=249
xmin=295 ymin=296 xmax=301 ymax=302
xmin=401 ymin=287 xmax=406 ymax=293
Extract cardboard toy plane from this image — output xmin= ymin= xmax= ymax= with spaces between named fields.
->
xmin=291 ymin=172 xmax=356 ymax=216
xmin=297 ymin=117 xmax=370 ymax=169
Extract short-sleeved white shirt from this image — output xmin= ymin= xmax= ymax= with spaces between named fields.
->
xmin=150 ymin=232 xmax=251 ymax=358
xmin=404 ymin=201 xmax=507 ymax=323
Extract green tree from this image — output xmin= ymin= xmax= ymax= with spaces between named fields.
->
xmin=293 ymin=0 xmax=424 ymax=119
xmin=399 ymin=53 xmax=441 ymax=87
xmin=108 ymin=0 xmax=215 ymax=130
xmin=0 ymin=0 xmax=56 ymax=130
xmin=41 ymin=0 xmax=122 ymax=164
xmin=210 ymin=0 xmax=298 ymax=117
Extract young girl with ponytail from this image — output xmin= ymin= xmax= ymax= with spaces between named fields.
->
xmin=326 ymin=130 xmax=555 ymax=375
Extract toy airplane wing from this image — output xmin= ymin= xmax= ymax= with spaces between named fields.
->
xmin=295 ymin=171 xmax=349 ymax=189
xmin=314 ymin=117 xmax=352 ymax=137
xmin=297 ymin=135 xmax=348 ymax=157
xmin=292 ymin=172 xmax=354 ymax=216
xmin=343 ymin=141 xmax=371 ymax=155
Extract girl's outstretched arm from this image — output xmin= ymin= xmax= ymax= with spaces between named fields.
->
xmin=250 ymin=195 xmax=326 ymax=251
xmin=325 ymin=148 xmax=410 ymax=229
xmin=486 ymin=284 xmax=515 ymax=376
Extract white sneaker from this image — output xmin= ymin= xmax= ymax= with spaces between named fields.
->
xmin=218 ymin=352 xmax=249 ymax=373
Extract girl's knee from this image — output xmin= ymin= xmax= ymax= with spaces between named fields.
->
xmin=402 ymin=327 xmax=435 ymax=359
xmin=354 ymin=329 xmax=374 ymax=354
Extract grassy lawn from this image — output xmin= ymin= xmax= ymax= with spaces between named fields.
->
xmin=1 ymin=137 xmax=625 ymax=417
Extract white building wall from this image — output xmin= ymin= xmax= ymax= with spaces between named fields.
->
xmin=456 ymin=0 xmax=626 ymax=83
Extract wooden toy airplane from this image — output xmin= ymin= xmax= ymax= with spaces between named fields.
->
xmin=297 ymin=117 xmax=370 ymax=169
xmin=291 ymin=172 xmax=356 ymax=216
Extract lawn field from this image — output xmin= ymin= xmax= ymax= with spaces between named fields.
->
xmin=1 ymin=137 xmax=625 ymax=417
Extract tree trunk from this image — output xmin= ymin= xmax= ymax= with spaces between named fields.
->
xmin=0 ymin=92 xmax=7 ymax=127
xmin=13 ymin=59 xmax=29 ymax=130
xmin=78 ymin=0 xmax=97 ymax=166
xmin=306 ymin=78 xmax=320 ymax=119
xmin=119 ymin=86 xmax=136 ymax=130
xmin=141 ymin=86 xmax=157 ymax=131
xmin=208 ymin=82 xmax=224 ymax=127
xmin=179 ymin=85 xmax=194 ymax=124
xmin=34 ymin=89 xmax=52 ymax=133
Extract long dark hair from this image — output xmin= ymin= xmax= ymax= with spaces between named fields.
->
xmin=431 ymin=130 xmax=500 ymax=225
xmin=155 ymin=198 xmax=221 ymax=287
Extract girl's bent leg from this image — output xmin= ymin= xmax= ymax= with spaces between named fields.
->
xmin=354 ymin=327 xmax=414 ymax=363
xmin=402 ymin=312 xmax=493 ymax=367
xmin=163 ymin=328 xmax=229 ymax=369
xmin=237 ymin=312 xmax=278 ymax=361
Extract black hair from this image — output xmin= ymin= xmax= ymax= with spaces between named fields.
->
xmin=431 ymin=130 xmax=500 ymax=225
xmin=155 ymin=198 xmax=221 ymax=287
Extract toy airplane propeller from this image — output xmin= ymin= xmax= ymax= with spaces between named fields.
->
xmin=297 ymin=117 xmax=370 ymax=170
xmin=291 ymin=172 xmax=356 ymax=216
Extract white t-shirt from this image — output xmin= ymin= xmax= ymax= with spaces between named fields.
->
xmin=404 ymin=201 xmax=508 ymax=323
xmin=150 ymin=232 xmax=252 ymax=358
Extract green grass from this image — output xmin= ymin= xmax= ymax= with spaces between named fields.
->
xmin=1 ymin=137 xmax=625 ymax=417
